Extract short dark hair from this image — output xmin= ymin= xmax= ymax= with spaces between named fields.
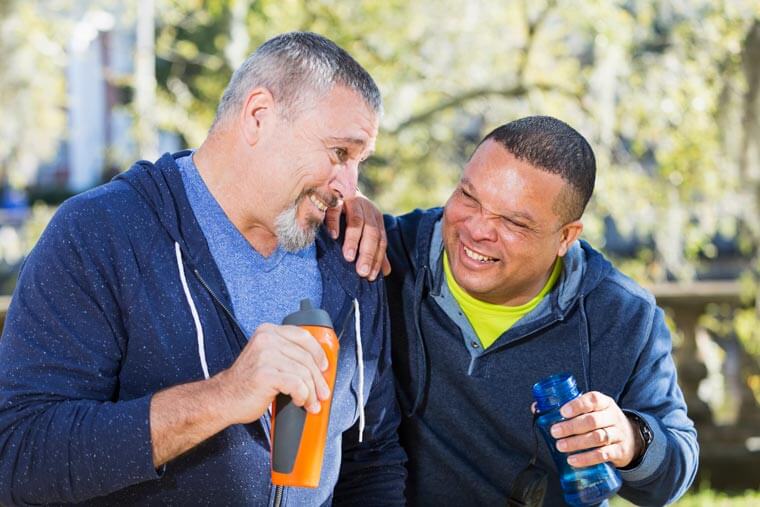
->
xmin=481 ymin=116 xmax=596 ymax=221
xmin=215 ymin=32 xmax=382 ymax=125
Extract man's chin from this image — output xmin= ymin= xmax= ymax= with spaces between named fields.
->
xmin=274 ymin=205 xmax=321 ymax=252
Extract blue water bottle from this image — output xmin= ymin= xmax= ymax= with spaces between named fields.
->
xmin=532 ymin=373 xmax=621 ymax=506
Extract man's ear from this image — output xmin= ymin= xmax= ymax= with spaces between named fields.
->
xmin=240 ymin=87 xmax=275 ymax=146
xmin=558 ymin=220 xmax=583 ymax=257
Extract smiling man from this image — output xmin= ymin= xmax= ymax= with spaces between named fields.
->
xmin=0 ymin=32 xmax=405 ymax=506
xmin=344 ymin=116 xmax=698 ymax=505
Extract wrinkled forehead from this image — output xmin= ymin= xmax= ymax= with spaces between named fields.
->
xmin=318 ymin=86 xmax=379 ymax=141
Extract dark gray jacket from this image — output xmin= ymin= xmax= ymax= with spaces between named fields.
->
xmin=385 ymin=208 xmax=698 ymax=506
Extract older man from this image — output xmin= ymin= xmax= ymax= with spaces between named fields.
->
xmin=338 ymin=116 xmax=698 ymax=505
xmin=0 ymin=32 xmax=405 ymax=505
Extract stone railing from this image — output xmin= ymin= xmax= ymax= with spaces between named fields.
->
xmin=650 ymin=280 xmax=760 ymax=491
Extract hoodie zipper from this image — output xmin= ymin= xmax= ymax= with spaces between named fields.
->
xmin=190 ymin=267 xmax=274 ymax=443
xmin=192 ymin=268 xmax=247 ymax=337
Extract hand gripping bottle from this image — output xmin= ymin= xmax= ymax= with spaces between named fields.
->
xmin=532 ymin=373 xmax=622 ymax=506
xmin=271 ymin=299 xmax=339 ymax=489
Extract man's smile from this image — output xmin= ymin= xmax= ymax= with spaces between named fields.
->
xmin=308 ymin=193 xmax=329 ymax=212
xmin=461 ymin=242 xmax=499 ymax=263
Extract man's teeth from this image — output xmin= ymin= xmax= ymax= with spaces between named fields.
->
xmin=464 ymin=245 xmax=496 ymax=263
xmin=309 ymin=194 xmax=328 ymax=212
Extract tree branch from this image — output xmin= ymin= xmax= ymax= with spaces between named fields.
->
xmin=518 ymin=0 xmax=558 ymax=78
xmin=391 ymin=80 xmax=586 ymax=134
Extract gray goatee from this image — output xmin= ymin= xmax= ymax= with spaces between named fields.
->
xmin=274 ymin=194 xmax=322 ymax=252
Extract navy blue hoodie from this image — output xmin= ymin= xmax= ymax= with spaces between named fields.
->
xmin=0 ymin=153 xmax=406 ymax=506
xmin=385 ymin=208 xmax=698 ymax=506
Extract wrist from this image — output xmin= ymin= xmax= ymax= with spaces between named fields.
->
xmin=621 ymin=412 xmax=653 ymax=469
xmin=207 ymin=369 xmax=245 ymax=427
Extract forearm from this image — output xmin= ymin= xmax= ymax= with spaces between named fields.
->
xmin=150 ymin=372 xmax=237 ymax=467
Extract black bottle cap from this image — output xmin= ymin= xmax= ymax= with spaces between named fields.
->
xmin=282 ymin=299 xmax=334 ymax=329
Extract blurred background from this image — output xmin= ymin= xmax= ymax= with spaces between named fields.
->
xmin=1 ymin=0 xmax=759 ymax=504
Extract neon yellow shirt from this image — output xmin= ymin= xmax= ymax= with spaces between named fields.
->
xmin=443 ymin=252 xmax=562 ymax=349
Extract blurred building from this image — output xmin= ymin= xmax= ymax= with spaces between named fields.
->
xmin=35 ymin=3 xmax=179 ymax=195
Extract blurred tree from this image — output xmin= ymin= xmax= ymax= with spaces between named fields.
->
xmin=3 ymin=0 xmax=760 ymax=383
xmin=0 ymin=0 xmax=70 ymax=191
xmin=149 ymin=2 xmax=756 ymax=262
xmin=149 ymin=0 xmax=760 ymax=378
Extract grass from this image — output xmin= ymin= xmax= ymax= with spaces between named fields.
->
xmin=610 ymin=486 xmax=760 ymax=506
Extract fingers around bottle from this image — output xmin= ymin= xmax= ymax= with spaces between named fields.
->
xmin=559 ymin=391 xmax=612 ymax=418
xmin=278 ymin=346 xmax=330 ymax=400
xmin=556 ymin=425 xmax=619 ymax=453
xmin=566 ymin=443 xmax=621 ymax=468
xmin=551 ymin=410 xmax=615 ymax=438
xmin=276 ymin=325 xmax=329 ymax=372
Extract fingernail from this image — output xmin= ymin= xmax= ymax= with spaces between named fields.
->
xmin=567 ymin=456 xmax=578 ymax=467
xmin=556 ymin=441 xmax=567 ymax=452
xmin=550 ymin=426 xmax=562 ymax=438
xmin=309 ymin=402 xmax=321 ymax=414
xmin=345 ymin=248 xmax=356 ymax=261
xmin=321 ymin=359 xmax=329 ymax=371
xmin=359 ymin=264 xmax=369 ymax=276
xmin=319 ymin=386 xmax=330 ymax=399
xmin=560 ymin=406 xmax=573 ymax=418
xmin=331 ymin=229 xmax=339 ymax=239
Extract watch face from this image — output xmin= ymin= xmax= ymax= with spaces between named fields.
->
xmin=642 ymin=423 xmax=654 ymax=445
xmin=636 ymin=414 xmax=653 ymax=445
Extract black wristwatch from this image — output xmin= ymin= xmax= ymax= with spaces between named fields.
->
xmin=622 ymin=412 xmax=653 ymax=469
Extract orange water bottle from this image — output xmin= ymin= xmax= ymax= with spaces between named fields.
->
xmin=271 ymin=299 xmax=339 ymax=492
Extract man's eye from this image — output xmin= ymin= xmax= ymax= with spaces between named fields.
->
xmin=459 ymin=189 xmax=477 ymax=205
xmin=503 ymin=217 xmax=527 ymax=230
xmin=334 ymin=148 xmax=349 ymax=163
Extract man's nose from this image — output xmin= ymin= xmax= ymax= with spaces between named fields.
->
xmin=330 ymin=162 xmax=359 ymax=201
xmin=468 ymin=212 xmax=498 ymax=242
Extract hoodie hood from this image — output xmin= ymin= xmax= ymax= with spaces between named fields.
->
xmin=116 ymin=151 xmax=207 ymax=264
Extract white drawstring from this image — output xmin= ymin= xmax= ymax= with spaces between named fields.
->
xmin=175 ymin=242 xmax=209 ymax=379
xmin=353 ymin=298 xmax=365 ymax=442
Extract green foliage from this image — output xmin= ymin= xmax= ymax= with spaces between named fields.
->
xmin=4 ymin=0 xmax=760 ymax=358
xmin=147 ymin=0 xmax=760 ymax=380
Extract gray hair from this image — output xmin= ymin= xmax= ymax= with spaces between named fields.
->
xmin=214 ymin=31 xmax=382 ymax=126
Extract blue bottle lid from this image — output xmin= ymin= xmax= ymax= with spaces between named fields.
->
xmin=532 ymin=372 xmax=580 ymax=413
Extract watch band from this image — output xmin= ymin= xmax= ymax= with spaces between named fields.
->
xmin=620 ymin=411 xmax=653 ymax=469
xmin=631 ymin=412 xmax=654 ymax=448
